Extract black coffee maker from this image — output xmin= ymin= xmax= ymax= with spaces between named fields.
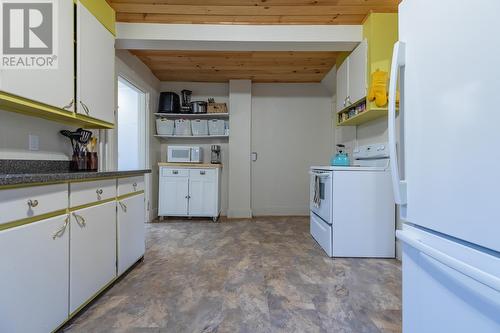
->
xmin=211 ymin=145 xmax=221 ymax=164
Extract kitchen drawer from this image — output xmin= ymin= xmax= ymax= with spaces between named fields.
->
xmin=160 ymin=168 xmax=189 ymax=178
xmin=0 ymin=183 xmax=68 ymax=225
xmin=189 ymin=169 xmax=216 ymax=179
xmin=118 ymin=176 xmax=144 ymax=196
xmin=70 ymin=179 xmax=116 ymax=207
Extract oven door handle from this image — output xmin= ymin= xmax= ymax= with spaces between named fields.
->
xmin=309 ymin=171 xmax=331 ymax=178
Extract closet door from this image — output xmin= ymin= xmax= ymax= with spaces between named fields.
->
xmin=77 ymin=2 xmax=115 ymax=123
xmin=0 ymin=0 xmax=74 ymax=111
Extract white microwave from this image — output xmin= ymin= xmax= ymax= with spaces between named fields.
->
xmin=167 ymin=146 xmax=203 ymax=163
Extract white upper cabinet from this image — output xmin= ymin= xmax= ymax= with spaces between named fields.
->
xmin=348 ymin=40 xmax=368 ymax=105
xmin=77 ymin=2 xmax=115 ymax=124
xmin=0 ymin=0 xmax=74 ymax=111
xmin=336 ymin=40 xmax=368 ymax=112
xmin=336 ymin=58 xmax=349 ymax=112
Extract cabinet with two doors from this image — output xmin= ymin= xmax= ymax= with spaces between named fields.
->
xmin=159 ymin=166 xmax=221 ymax=221
xmin=0 ymin=0 xmax=115 ymax=127
xmin=0 ymin=175 xmax=145 ymax=332
xmin=336 ymin=40 xmax=368 ymax=112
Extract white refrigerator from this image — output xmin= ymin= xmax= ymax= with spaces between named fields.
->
xmin=389 ymin=0 xmax=500 ymax=332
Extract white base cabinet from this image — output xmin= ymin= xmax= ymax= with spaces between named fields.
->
xmin=0 ymin=215 xmax=69 ymax=333
xmin=159 ymin=167 xmax=221 ymax=220
xmin=117 ymin=193 xmax=145 ymax=275
xmin=70 ymin=201 xmax=117 ymax=313
xmin=0 ymin=174 xmax=146 ymax=332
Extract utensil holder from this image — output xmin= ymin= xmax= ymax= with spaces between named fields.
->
xmin=87 ymin=152 xmax=98 ymax=172
xmin=70 ymin=151 xmax=88 ymax=171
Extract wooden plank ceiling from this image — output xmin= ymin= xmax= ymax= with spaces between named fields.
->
xmin=131 ymin=50 xmax=338 ymax=82
xmin=108 ymin=0 xmax=398 ymax=25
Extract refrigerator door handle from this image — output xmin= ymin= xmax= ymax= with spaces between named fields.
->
xmin=397 ymin=230 xmax=500 ymax=293
xmin=388 ymin=41 xmax=407 ymax=205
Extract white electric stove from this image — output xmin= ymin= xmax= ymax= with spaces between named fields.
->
xmin=309 ymin=143 xmax=395 ymax=257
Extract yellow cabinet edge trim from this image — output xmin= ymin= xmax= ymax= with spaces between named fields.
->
xmin=0 ymin=209 xmax=68 ymax=232
xmin=78 ymin=0 xmax=116 ymax=36
xmin=0 ymin=91 xmax=114 ymax=129
xmin=117 ymin=190 xmax=145 ymax=201
xmin=69 ymin=197 xmax=117 ymax=212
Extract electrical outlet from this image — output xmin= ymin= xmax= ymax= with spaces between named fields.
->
xmin=28 ymin=134 xmax=39 ymax=151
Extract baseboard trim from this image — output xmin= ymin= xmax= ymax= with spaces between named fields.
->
xmin=226 ymin=209 xmax=252 ymax=219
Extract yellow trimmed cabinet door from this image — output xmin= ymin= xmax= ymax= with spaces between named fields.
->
xmin=0 ymin=215 xmax=70 ymax=333
xmin=117 ymin=193 xmax=145 ymax=275
xmin=0 ymin=0 xmax=74 ymax=111
xmin=76 ymin=2 xmax=115 ymax=124
xmin=69 ymin=201 xmax=116 ymax=314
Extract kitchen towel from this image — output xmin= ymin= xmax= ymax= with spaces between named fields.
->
xmin=313 ymin=176 xmax=321 ymax=208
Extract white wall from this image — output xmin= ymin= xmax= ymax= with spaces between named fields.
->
xmin=251 ymin=83 xmax=334 ymax=216
xmin=0 ymin=111 xmax=71 ymax=160
xmin=115 ymin=50 xmax=161 ymax=222
xmin=159 ymin=81 xmax=230 ymax=215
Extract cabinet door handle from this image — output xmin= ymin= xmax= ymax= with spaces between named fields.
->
xmin=96 ymin=189 xmax=103 ymax=199
xmin=132 ymin=183 xmax=138 ymax=191
xmin=119 ymin=201 xmax=127 ymax=212
xmin=185 ymin=195 xmax=191 ymax=199
xmin=79 ymin=101 xmax=90 ymax=115
xmin=72 ymin=212 xmax=86 ymax=227
xmin=200 ymin=171 xmax=206 ymax=175
xmin=172 ymin=170 xmax=179 ymax=175
xmin=27 ymin=199 xmax=39 ymax=208
xmin=52 ymin=215 xmax=70 ymax=240
xmin=62 ymin=98 xmax=74 ymax=110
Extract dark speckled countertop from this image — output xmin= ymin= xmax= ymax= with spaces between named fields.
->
xmin=0 ymin=160 xmax=151 ymax=187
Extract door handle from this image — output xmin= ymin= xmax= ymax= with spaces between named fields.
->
xmin=52 ymin=215 xmax=70 ymax=240
xmin=251 ymin=152 xmax=258 ymax=162
xmin=72 ymin=212 xmax=86 ymax=227
xmin=79 ymin=101 xmax=90 ymax=115
xmin=119 ymin=201 xmax=127 ymax=212
xmin=62 ymin=98 xmax=74 ymax=110
xmin=388 ymin=41 xmax=407 ymax=205
xmin=27 ymin=199 xmax=39 ymax=208
xmin=397 ymin=230 xmax=500 ymax=293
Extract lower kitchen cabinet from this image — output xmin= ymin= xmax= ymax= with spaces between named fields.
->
xmin=189 ymin=169 xmax=217 ymax=217
xmin=117 ymin=193 xmax=145 ymax=275
xmin=159 ymin=171 xmax=189 ymax=216
xmin=70 ymin=201 xmax=117 ymax=313
xmin=0 ymin=215 xmax=69 ymax=333
xmin=159 ymin=167 xmax=221 ymax=221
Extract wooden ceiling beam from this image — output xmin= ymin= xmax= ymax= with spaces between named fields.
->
xmin=113 ymin=4 xmax=396 ymax=16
